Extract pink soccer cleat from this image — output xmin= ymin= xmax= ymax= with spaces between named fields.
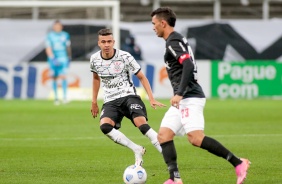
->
xmin=163 ymin=178 xmax=183 ymax=184
xmin=235 ymin=158 xmax=251 ymax=184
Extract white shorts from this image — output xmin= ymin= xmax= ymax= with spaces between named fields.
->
xmin=160 ymin=98 xmax=206 ymax=136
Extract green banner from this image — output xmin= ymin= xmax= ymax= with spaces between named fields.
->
xmin=211 ymin=61 xmax=282 ymax=98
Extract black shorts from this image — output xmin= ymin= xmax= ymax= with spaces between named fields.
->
xmin=100 ymin=95 xmax=148 ymax=129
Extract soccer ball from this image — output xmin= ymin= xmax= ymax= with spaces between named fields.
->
xmin=123 ymin=165 xmax=147 ymax=184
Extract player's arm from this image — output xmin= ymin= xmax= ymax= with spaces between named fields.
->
xmin=170 ymin=54 xmax=194 ymax=108
xmin=45 ymin=35 xmax=58 ymax=66
xmin=168 ymin=39 xmax=194 ymax=108
xmin=45 ymin=34 xmax=54 ymax=59
xmin=45 ymin=47 xmax=54 ymax=59
xmin=91 ymin=72 xmax=100 ymax=118
xmin=67 ymin=46 xmax=72 ymax=60
xmin=66 ymin=33 xmax=72 ymax=65
xmin=136 ymin=70 xmax=166 ymax=109
xmin=176 ymin=53 xmax=194 ymax=96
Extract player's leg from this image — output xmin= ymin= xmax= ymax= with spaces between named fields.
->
xmin=133 ymin=116 xmax=161 ymax=153
xmin=52 ymin=74 xmax=59 ymax=105
xmin=125 ymin=96 xmax=162 ymax=153
xmin=100 ymin=102 xmax=145 ymax=165
xmin=158 ymin=106 xmax=183 ymax=184
xmin=48 ymin=62 xmax=59 ymax=105
xmin=58 ymin=64 xmax=68 ymax=103
xmin=182 ymin=98 xmax=250 ymax=184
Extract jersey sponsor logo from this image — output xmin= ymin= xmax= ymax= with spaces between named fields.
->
xmin=105 ymin=82 xmax=124 ymax=89
xmin=106 ymin=90 xmax=125 ymax=99
xmin=178 ymin=53 xmax=190 ymax=64
xmin=130 ymin=104 xmax=143 ymax=110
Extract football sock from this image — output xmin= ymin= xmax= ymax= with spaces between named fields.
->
xmin=139 ymin=124 xmax=162 ymax=153
xmin=160 ymin=140 xmax=180 ymax=180
xmin=102 ymin=124 xmax=140 ymax=151
xmin=200 ymin=136 xmax=242 ymax=167
xmin=52 ymin=80 xmax=58 ymax=100
xmin=62 ymin=79 xmax=67 ymax=100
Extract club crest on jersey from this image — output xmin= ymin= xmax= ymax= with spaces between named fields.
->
xmin=111 ymin=61 xmax=124 ymax=73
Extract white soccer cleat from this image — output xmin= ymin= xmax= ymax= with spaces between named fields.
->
xmin=62 ymin=99 xmax=69 ymax=104
xmin=54 ymin=100 xmax=60 ymax=106
xmin=134 ymin=146 xmax=146 ymax=166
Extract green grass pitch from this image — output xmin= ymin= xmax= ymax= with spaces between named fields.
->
xmin=0 ymin=99 xmax=281 ymax=184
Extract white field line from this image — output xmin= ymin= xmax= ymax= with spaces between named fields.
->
xmin=0 ymin=134 xmax=282 ymax=141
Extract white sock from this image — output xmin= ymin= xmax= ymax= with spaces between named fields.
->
xmin=145 ymin=128 xmax=162 ymax=153
xmin=107 ymin=128 xmax=140 ymax=152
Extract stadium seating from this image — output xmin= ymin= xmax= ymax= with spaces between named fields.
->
xmin=0 ymin=0 xmax=281 ymax=21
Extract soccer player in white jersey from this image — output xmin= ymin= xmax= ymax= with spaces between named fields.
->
xmin=151 ymin=7 xmax=250 ymax=184
xmin=90 ymin=28 xmax=166 ymax=166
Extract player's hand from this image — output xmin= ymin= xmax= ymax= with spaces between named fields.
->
xmin=91 ymin=102 xmax=99 ymax=118
xmin=149 ymin=99 xmax=166 ymax=109
xmin=51 ymin=58 xmax=61 ymax=66
xmin=67 ymin=57 xmax=71 ymax=68
xmin=170 ymin=95 xmax=183 ymax=109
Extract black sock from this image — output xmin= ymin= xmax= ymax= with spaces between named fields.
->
xmin=160 ymin=140 xmax=180 ymax=179
xmin=200 ymin=136 xmax=242 ymax=167
xmin=138 ymin=124 xmax=151 ymax=135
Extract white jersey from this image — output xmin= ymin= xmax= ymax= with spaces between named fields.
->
xmin=90 ymin=49 xmax=141 ymax=103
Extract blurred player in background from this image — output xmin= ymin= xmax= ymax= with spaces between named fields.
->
xmin=151 ymin=7 xmax=250 ymax=184
xmin=90 ymin=28 xmax=165 ymax=166
xmin=121 ymin=35 xmax=143 ymax=62
xmin=45 ymin=20 xmax=72 ymax=105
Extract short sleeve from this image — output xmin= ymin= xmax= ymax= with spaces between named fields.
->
xmin=66 ymin=32 xmax=71 ymax=46
xmin=167 ymin=39 xmax=188 ymax=60
xmin=123 ymin=52 xmax=141 ymax=75
xmin=90 ymin=56 xmax=97 ymax=73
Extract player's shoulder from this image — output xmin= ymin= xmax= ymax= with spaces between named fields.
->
xmin=116 ymin=49 xmax=131 ymax=57
xmin=46 ymin=31 xmax=54 ymax=38
xmin=90 ymin=50 xmax=101 ymax=61
xmin=116 ymin=49 xmax=134 ymax=62
xmin=167 ymin=32 xmax=184 ymax=42
xmin=61 ymin=31 xmax=70 ymax=36
xmin=166 ymin=31 xmax=188 ymax=48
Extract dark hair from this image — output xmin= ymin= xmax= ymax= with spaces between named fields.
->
xmin=53 ymin=20 xmax=61 ymax=24
xmin=151 ymin=7 xmax=176 ymax=27
xmin=98 ymin=28 xmax=113 ymax=36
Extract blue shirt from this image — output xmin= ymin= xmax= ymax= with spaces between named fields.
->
xmin=46 ymin=31 xmax=71 ymax=64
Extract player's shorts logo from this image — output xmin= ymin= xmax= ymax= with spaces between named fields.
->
xmin=130 ymin=104 xmax=143 ymax=110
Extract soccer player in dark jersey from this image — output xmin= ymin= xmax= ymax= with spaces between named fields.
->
xmin=90 ymin=28 xmax=166 ymax=166
xmin=150 ymin=7 xmax=250 ymax=184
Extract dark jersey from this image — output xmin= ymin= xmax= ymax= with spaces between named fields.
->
xmin=164 ymin=31 xmax=205 ymax=98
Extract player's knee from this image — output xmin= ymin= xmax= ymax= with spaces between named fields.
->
xmin=188 ymin=132 xmax=204 ymax=147
xmin=157 ymin=131 xmax=169 ymax=144
xmin=138 ymin=124 xmax=151 ymax=135
xmin=100 ymin=123 xmax=114 ymax=134
xmin=158 ymin=128 xmax=174 ymax=143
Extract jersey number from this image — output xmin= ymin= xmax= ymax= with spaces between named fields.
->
xmin=181 ymin=108 xmax=189 ymax=118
